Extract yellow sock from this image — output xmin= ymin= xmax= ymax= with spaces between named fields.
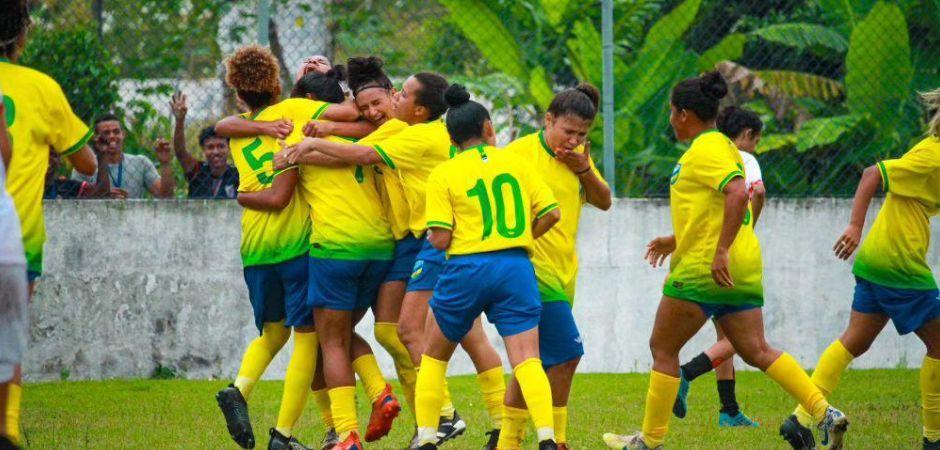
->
xmin=553 ymin=406 xmax=568 ymax=444
xmin=234 ymin=321 xmax=290 ymax=399
xmin=441 ymin=378 xmax=456 ymax=419
xmin=375 ymin=322 xmax=417 ymax=412
xmin=794 ymin=340 xmax=853 ymax=426
xmin=274 ymin=331 xmax=318 ymax=436
xmin=415 ymin=355 xmax=448 ymax=445
xmin=514 ymin=358 xmax=554 ymax=442
xmin=477 ymin=367 xmax=506 ymax=429
xmin=922 ymin=356 xmax=940 ymax=441
xmin=352 ymin=353 xmax=387 ymax=403
xmin=496 ymin=406 xmax=528 ymax=450
xmin=312 ymin=388 xmax=334 ymax=428
xmin=641 ymin=370 xmax=680 ymax=448
xmin=2 ymin=383 xmax=21 ymax=445
xmin=767 ymin=352 xmax=829 ymax=425
xmin=328 ymin=386 xmax=359 ymax=438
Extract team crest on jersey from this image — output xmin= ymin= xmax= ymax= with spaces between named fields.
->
xmin=670 ymin=163 xmax=682 ymax=185
xmin=411 ymin=260 xmax=424 ymax=280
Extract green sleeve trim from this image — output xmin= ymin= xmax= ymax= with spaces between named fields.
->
xmin=60 ymin=128 xmax=93 ymax=157
xmin=311 ymin=103 xmax=330 ymax=120
xmin=536 ymin=203 xmax=559 ymax=219
xmin=372 ymin=145 xmax=396 ymax=170
xmin=717 ymin=170 xmax=744 ymax=192
xmin=877 ymin=161 xmax=889 ymax=192
xmin=427 ymin=220 xmax=453 ymax=230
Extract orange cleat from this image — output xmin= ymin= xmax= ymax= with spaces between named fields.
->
xmin=365 ymin=384 xmax=401 ymax=442
xmin=334 ymin=431 xmax=363 ymax=450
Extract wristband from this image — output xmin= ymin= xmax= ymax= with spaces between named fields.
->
xmin=574 ymin=166 xmax=591 ymax=175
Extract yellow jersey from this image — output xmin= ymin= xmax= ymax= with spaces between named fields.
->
xmin=663 ymin=130 xmax=763 ymax=306
xmin=504 ymin=130 xmax=607 ymax=304
xmin=370 ymin=118 xmax=454 ymax=238
xmin=230 ymin=98 xmax=317 ymax=267
xmin=854 ymin=137 xmax=939 ymax=290
xmin=0 ymin=58 xmax=92 ymax=275
xmin=359 ymin=118 xmax=411 ymax=240
xmin=425 ymin=145 xmax=558 ymax=256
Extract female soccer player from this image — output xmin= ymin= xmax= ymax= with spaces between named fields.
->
xmin=603 ymin=71 xmax=847 ymax=450
xmin=413 ymin=84 xmax=561 ymax=450
xmin=778 ymin=89 xmax=940 ymax=449
xmin=286 ymin=69 xmax=506 ymax=448
xmin=499 ymin=83 xmax=612 ymax=450
xmin=667 ymin=107 xmax=765 ymax=428
xmin=0 ymin=3 xmax=98 ymax=447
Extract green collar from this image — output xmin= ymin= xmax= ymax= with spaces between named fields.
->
xmin=248 ymin=105 xmax=270 ymax=120
xmin=468 ymin=144 xmax=488 ymax=159
xmin=537 ymin=129 xmax=556 ymax=157
xmin=0 ymin=57 xmax=10 ymax=63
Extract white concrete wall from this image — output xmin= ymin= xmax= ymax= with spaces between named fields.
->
xmin=25 ymin=199 xmax=939 ymax=381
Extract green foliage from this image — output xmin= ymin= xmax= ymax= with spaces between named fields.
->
xmin=751 ymin=23 xmax=848 ymax=55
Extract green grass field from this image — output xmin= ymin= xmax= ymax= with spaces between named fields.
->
xmin=22 ymin=369 xmax=922 ymax=449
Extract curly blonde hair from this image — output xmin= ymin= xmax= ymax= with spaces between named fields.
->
xmin=225 ymin=45 xmax=281 ymax=106
xmin=922 ymin=88 xmax=940 ymax=138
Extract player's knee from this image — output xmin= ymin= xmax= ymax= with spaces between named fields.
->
xmin=398 ymin=319 xmax=421 ymax=347
xmin=736 ymin=341 xmax=776 ymax=369
xmin=260 ymin=323 xmax=291 ymax=350
xmin=648 ymin=338 xmax=675 ymax=363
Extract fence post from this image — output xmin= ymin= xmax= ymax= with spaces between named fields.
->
xmin=601 ymin=0 xmax=616 ymax=191
xmin=257 ymin=0 xmax=271 ymax=46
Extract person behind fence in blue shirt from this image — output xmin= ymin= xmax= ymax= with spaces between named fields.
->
xmin=170 ymin=92 xmax=239 ymax=199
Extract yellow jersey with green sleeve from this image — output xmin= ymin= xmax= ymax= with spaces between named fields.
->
xmin=854 ymin=137 xmax=939 ymax=290
xmin=0 ymin=58 xmax=92 ymax=275
xmin=370 ymin=118 xmax=454 ymax=238
xmin=359 ymin=118 xmax=411 ymax=240
xmin=425 ymin=145 xmax=558 ymax=257
xmin=230 ymin=98 xmax=319 ymax=267
xmin=662 ymin=130 xmax=763 ymax=306
xmin=504 ymin=130 xmax=607 ymax=304
xmin=298 ymin=133 xmax=393 ymax=260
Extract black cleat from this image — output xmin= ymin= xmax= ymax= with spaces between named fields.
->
xmin=418 ymin=444 xmax=438 ymax=450
xmin=268 ymin=428 xmax=311 ymax=450
xmin=0 ymin=436 xmax=21 ymax=450
xmin=538 ymin=439 xmax=558 ymax=450
xmin=482 ymin=429 xmax=500 ymax=450
xmin=217 ymin=384 xmax=255 ymax=449
xmin=436 ymin=410 xmax=467 ymax=444
xmin=925 ymin=437 xmax=940 ymax=450
xmin=319 ymin=428 xmax=339 ymax=450
xmin=779 ymin=414 xmax=816 ymax=450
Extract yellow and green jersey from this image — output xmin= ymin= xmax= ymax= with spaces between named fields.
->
xmin=370 ymin=118 xmax=454 ymax=238
xmin=854 ymin=137 xmax=939 ymax=290
xmin=230 ymin=98 xmax=320 ymax=267
xmin=425 ymin=145 xmax=558 ymax=257
xmin=504 ymin=130 xmax=607 ymax=304
xmin=298 ymin=134 xmax=393 ymax=260
xmin=663 ymin=130 xmax=763 ymax=306
xmin=0 ymin=58 xmax=92 ymax=274
xmin=359 ymin=118 xmax=411 ymax=240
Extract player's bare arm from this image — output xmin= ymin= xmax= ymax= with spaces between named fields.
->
xmin=835 ymin=164 xmax=882 ymax=260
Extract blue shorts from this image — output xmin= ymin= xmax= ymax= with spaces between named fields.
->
xmin=430 ymin=248 xmax=542 ymax=342
xmin=27 ymin=270 xmax=40 ymax=283
xmin=243 ymin=254 xmax=309 ymax=332
xmin=308 ymin=256 xmax=391 ymax=311
xmin=539 ymin=301 xmax=585 ymax=368
xmin=384 ymin=235 xmax=424 ymax=283
xmin=407 ymin=239 xmax=445 ymax=292
xmin=852 ymin=276 xmax=940 ymax=335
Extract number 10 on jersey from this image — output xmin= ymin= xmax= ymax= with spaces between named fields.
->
xmin=466 ymin=173 xmax=525 ymax=241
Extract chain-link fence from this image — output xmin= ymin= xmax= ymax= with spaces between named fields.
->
xmin=24 ymin=0 xmax=940 ymax=198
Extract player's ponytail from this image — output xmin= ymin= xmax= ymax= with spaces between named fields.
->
xmin=548 ymin=82 xmax=600 ymax=122
xmin=671 ymin=70 xmax=728 ymax=122
xmin=0 ymin=0 xmax=30 ymax=58
xmin=922 ymin=88 xmax=940 ymax=138
xmin=444 ymin=84 xmax=490 ymax=147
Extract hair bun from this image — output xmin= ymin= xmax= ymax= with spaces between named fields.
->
xmin=574 ymin=83 xmax=601 ymax=111
xmin=326 ymin=64 xmax=346 ymax=82
xmin=700 ymin=71 xmax=728 ymax=101
xmin=444 ymin=83 xmax=471 ymax=108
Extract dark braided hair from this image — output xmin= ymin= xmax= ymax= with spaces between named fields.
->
xmin=1 ymin=0 xmax=31 ymax=58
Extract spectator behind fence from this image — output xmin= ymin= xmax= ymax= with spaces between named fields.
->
xmin=170 ymin=92 xmax=238 ymax=199
xmin=71 ymin=114 xmax=175 ymax=199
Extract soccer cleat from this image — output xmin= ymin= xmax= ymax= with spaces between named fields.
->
xmin=538 ymin=439 xmax=559 ymax=450
xmin=602 ymin=432 xmax=662 ymax=449
xmin=0 ymin=436 xmax=21 ymax=450
xmin=319 ymin=428 xmax=339 ymax=450
xmin=817 ymin=406 xmax=848 ymax=450
xmin=408 ymin=429 xmax=420 ymax=450
xmin=718 ymin=411 xmax=760 ymax=427
xmin=436 ymin=410 xmax=467 ymax=444
xmin=779 ymin=414 xmax=815 ymax=449
xmin=672 ymin=369 xmax=690 ymax=419
xmin=334 ymin=431 xmax=363 ymax=450
xmin=217 ymin=384 xmax=255 ymax=449
xmin=365 ymin=384 xmax=401 ymax=442
xmin=557 ymin=444 xmax=572 ymax=450
xmin=482 ymin=429 xmax=500 ymax=449
xmin=418 ymin=444 xmax=438 ymax=450
xmin=268 ymin=428 xmax=312 ymax=450
xmin=925 ymin=437 xmax=940 ymax=450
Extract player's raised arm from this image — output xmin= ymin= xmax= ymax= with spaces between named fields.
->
xmin=170 ymin=92 xmax=198 ymax=174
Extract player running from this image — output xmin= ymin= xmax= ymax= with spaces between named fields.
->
xmin=499 ymin=83 xmax=611 ymax=450
xmin=778 ymin=88 xmax=940 ymax=450
xmin=667 ymin=107 xmax=765 ymax=428
xmin=602 ymin=71 xmax=848 ymax=450
xmin=412 ymin=84 xmax=561 ymax=450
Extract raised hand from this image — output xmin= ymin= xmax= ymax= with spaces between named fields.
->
xmin=154 ymin=138 xmax=172 ymax=164
xmin=556 ymin=139 xmax=592 ymax=174
xmin=170 ymin=92 xmax=187 ymax=122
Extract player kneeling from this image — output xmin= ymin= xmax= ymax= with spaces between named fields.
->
xmin=412 ymin=84 xmax=561 ymax=450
